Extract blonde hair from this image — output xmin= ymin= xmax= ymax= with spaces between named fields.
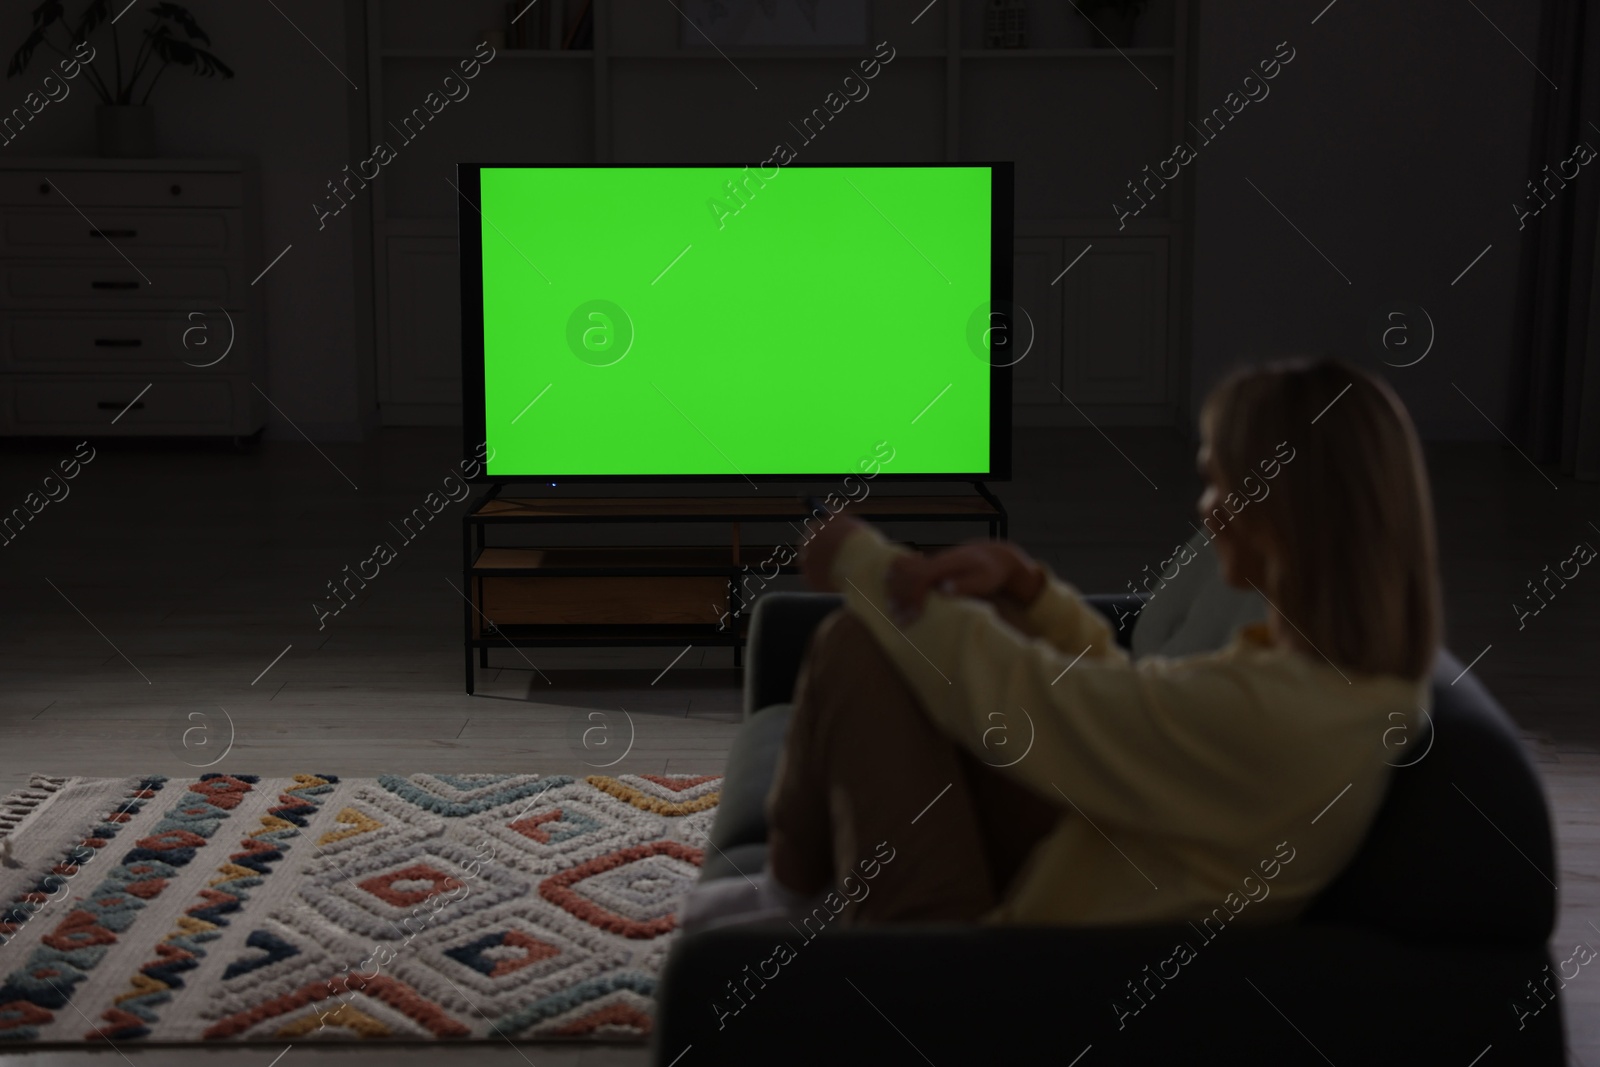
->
xmin=1199 ymin=356 xmax=1442 ymax=680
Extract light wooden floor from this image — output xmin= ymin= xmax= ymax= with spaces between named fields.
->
xmin=0 ymin=427 xmax=1595 ymax=1066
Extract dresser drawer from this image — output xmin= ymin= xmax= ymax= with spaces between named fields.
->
xmin=8 ymin=377 xmax=240 ymax=433
xmin=4 ymin=312 xmax=248 ymax=371
xmin=1 ymin=263 xmax=238 ymax=306
xmin=0 ymin=171 xmax=243 ymax=208
xmin=1 ymin=209 xmax=242 ymax=258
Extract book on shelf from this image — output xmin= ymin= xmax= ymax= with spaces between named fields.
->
xmin=504 ymin=0 xmax=554 ymax=50
xmin=563 ymin=0 xmax=593 ymax=49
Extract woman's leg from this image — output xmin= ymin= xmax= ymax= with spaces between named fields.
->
xmin=959 ymin=742 xmax=1064 ymax=898
xmin=765 ymin=609 xmax=1058 ymax=924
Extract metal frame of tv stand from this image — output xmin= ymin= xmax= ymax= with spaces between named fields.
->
xmin=461 ymin=481 xmax=1007 ymax=694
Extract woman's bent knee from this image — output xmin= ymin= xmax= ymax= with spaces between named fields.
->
xmin=807 ymin=609 xmax=895 ymax=676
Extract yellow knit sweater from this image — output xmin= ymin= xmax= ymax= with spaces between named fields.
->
xmin=831 ymin=525 xmax=1432 ymax=926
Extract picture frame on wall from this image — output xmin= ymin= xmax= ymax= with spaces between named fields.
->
xmin=679 ymin=0 xmax=870 ymax=47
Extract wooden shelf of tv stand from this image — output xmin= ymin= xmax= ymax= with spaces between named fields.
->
xmin=470 ymin=543 xmax=955 ymax=633
xmin=471 ymin=543 xmax=955 ymax=577
xmin=470 ymin=495 xmax=1003 ymax=524
xmin=461 ymin=493 xmax=1007 ymax=693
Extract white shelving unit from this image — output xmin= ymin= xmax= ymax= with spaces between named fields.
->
xmin=362 ymin=0 xmax=1190 ymax=427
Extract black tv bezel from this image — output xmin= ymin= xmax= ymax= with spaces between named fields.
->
xmin=457 ymin=161 xmax=1014 ymax=484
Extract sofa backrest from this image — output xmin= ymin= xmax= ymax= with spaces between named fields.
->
xmin=1302 ymin=648 xmax=1557 ymax=945
xmin=744 ymin=592 xmax=845 ymax=718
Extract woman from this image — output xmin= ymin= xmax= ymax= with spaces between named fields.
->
xmin=683 ymin=356 xmax=1441 ymax=929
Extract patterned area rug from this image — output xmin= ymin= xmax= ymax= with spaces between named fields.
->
xmin=0 ymin=772 xmax=719 ymax=1043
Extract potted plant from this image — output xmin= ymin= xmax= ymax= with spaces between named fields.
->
xmin=1074 ymin=0 xmax=1147 ymax=49
xmin=8 ymin=1 xmax=234 ymax=158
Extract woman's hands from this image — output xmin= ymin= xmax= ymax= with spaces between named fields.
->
xmin=887 ymin=541 xmax=1047 ymax=625
xmin=799 ymin=512 xmax=1047 ymax=625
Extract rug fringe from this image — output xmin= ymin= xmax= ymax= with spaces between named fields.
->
xmin=0 ymin=775 xmax=71 ymax=851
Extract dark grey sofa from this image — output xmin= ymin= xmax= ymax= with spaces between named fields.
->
xmin=654 ymin=592 xmax=1565 ymax=1065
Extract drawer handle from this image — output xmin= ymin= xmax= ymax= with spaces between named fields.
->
xmin=94 ymin=338 xmax=144 ymax=347
xmin=170 ymin=184 xmax=182 ymax=196
xmin=90 ymin=229 xmax=137 ymax=239
xmin=97 ymin=401 xmax=144 ymax=411
xmin=91 ymin=281 xmax=140 ymax=290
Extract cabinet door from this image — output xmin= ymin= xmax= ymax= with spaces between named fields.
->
xmin=1010 ymin=238 xmax=1064 ymax=404
xmin=1061 ymin=238 xmax=1168 ymax=404
xmin=381 ymin=235 xmax=461 ymax=418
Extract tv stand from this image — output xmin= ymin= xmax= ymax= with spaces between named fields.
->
xmin=461 ymin=485 xmax=1007 ymax=693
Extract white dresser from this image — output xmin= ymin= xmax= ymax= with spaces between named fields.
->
xmin=0 ymin=158 xmax=266 ymax=437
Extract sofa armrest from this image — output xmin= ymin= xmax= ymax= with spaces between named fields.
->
xmin=1082 ymin=592 xmax=1147 ymax=650
xmin=742 ymin=592 xmax=845 ymax=719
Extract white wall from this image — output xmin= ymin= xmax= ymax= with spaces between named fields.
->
xmin=0 ymin=0 xmax=371 ymax=440
xmin=5 ymin=0 xmax=1550 ymax=441
xmin=1188 ymin=0 xmax=1543 ymax=439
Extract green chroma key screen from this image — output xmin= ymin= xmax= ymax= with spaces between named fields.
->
xmin=471 ymin=165 xmax=998 ymax=478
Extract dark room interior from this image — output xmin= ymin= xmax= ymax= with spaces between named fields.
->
xmin=0 ymin=1 xmax=1595 ymax=1064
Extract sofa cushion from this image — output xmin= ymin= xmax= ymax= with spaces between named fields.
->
xmin=706 ymin=703 xmax=793 ymax=853
xmin=656 ymin=921 xmax=1564 ymax=1064
xmin=1130 ymin=529 xmax=1268 ymax=659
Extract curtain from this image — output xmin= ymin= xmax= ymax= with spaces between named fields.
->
xmin=1510 ymin=0 xmax=1600 ymax=481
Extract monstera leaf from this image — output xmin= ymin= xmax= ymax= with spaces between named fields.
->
xmin=7 ymin=1 xmax=65 ymax=77
xmin=146 ymin=24 xmax=233 ymax=78
xmin=74 ymin=0 xmax=111 ymax=43
xmin=7 ymin=0 xmax=232 ymax=105
xmin=150 ymin=2 xmax=211 ymax=44
xmin=31 ymin=0 xmax=67 ymax=27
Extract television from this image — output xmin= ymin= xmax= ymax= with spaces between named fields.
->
xmin=457 ymin=163 xmax=1012 ymax=482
